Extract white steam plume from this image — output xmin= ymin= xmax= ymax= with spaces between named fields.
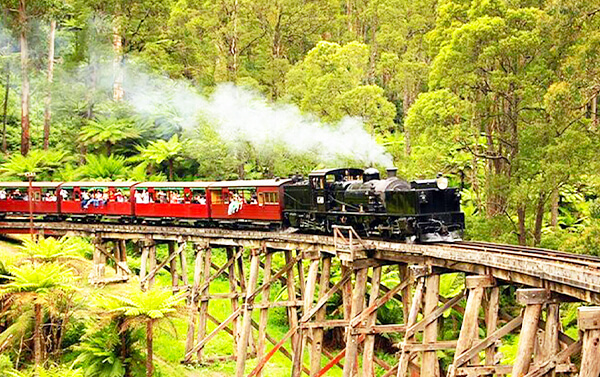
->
xmin=123 ymin=65 xmax=393 ymax=167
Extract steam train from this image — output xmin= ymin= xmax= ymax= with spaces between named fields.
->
xmin=0 ymin=168 xmax=464 ymax=242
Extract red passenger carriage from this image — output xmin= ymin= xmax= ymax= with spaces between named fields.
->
xmin=58 ymin=182 xmax=137 ymax=218
xmin=0 ymin=178 xmax=289 ymax=228
xmin=0 ymin=182 xmax=61 ymax=215
xmin=132 ymin=182 xmax=211 ymax=220
xmin=208 ymin=179 xmax=289 ymax=226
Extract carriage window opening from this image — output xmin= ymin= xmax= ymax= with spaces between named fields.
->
xmin=191 ymin=189 xmax=207 ymax=204
xmin=230 ymin=188 xmax=257 ymax=205
xmin=169 ymin=189 xmax=184 ymax=204
xmin=155 ymin=189 xmax=168 ymax=203
xmin=114 ymin=188 xmax=128 ymax=202
xmin=60 ymin=188 xmax=75 ymax=201
xmin=326 ymin=175 xmax=336 ymax=183
xmin=259 ymin=192 xmax=278 ymax=205
xmin=211 ymin=190 xmax=224 ymax=204
xmin=134 ymin=189 xmax=152 ymax=203
xmin=40 ymin=189 xmax=56 ymax=202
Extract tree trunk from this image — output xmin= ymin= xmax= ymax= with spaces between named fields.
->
xmin=592 ymin=94 xmax=597 ymax=127
xmin=168 ymin=159 xmax=174 ymax=180
xmin=146 ymin=320 xmax=153 ymax=377
xmin=228 ymin=0 xmax=239 ymax=81
xmin=121 ymin=330 xmax=131 ymax=377
xmin=2 ymin=63 xmax=9 ymax=153
xmin=367 ymin=10 xmax=378 ymax=85
xmin=403 ymin=91 xmax=413 ymax=156
xmin=106 ymin=142 xmax=112 ymax=156
xmin=112 ymin=23 xmax=124 ymax=101
xmin=43 ymin=20 xmax=56 ymax=150
xmin=517 ymin=205 xmax=526 ymax=246
xmin=533 ymin=193 xmax=545 ymax=246
xmin=346 ymin=0 xmax=353 ymax=33
xmin=550 ymin=188 xmax=559 ymax=227
xmin=33 ymin=302 xmax=43 ymax=366
xmin=19 ymin=0 xmax=30 ymax=156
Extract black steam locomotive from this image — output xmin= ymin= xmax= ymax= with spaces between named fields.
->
xmin=283 ymin=168 xmax=464 ymax=242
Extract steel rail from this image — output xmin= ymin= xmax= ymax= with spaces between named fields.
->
xmin=455 ymin=241 xmax=600 ymax=268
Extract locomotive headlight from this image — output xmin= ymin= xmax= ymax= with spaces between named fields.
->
xmin=436 ymin=176 xmax=449 ymax=190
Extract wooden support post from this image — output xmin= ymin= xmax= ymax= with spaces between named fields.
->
xmin=341 ymin=263 xmax=353 ymax=342
xmin=484 ymin=286 xmax=499 ymax=366
xmin=98 ymin=242 xmax=107 ymax=277
xmin=120 ymin=240 xmax=128 ymax=276
xmin=397 ymin=275 xmax=425 ymax=377
xmin=148 ymin=241 xmax=157 ymax=289
xmin=363 ymin=265 xmax=382 ymax=377
xmin=453 ymin=276 xmax=495 ymax=368
xmin=292 ymin=257 xmax=319 ymax=377
xmin=91 ymin=236 xmax=105 ymax=282
xmin=285 ymin=250 xmax=300 ymax=353
xmin=421 ymin=273 xmax=440 ymax=377
xmin=139 ymin=240 xmax=149 ymax=286
xmin=399 ymin=265 xmax=411 ymax=323
xmin=169 ymin=242 xmax=179 ymax=292
xmin=342 ymin=267 xmax=368 ymax=377
xmin=226 ymin=246 xmax=240 ymax=343
xmin=113 ymin=241 xmax=122 ymax=277
xmin=310 ymin=256 xmax=331 ymax=376
xmin=196 ymin=246 xmax=212 ymax=363
xmin=235 ymin=246 xmax=256 ymax=355
xmin=296 ymin=249 xmax=306 ymax=299
xmin=184 ymin=247 xmax=205 ymax=363
xmin=512 ymin=289 xmax=550 ymax=377
xmin=257 ymin=251 xmax=272 ymax=377
xmin=578 ymin=307 xmax=600 ymax=377
xmin=235 ymin=248 xmax=260 ymax=377
xmin=541 ymin=302 xmax=560 ymax=376
xmin=180 ymin=241 xmax=189 ymax=288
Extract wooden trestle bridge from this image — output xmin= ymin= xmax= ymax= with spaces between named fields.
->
xmin=1 ymin=220 xmax=600 ymax=377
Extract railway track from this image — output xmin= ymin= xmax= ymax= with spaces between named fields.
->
xmin=456 ymin=240 xmax=600 ymax=268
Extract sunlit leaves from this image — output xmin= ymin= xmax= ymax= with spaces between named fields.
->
xmin=0 ymin=149 xmax=69 ymax=181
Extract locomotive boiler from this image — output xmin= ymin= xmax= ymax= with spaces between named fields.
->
xmin=283 ymin=168 xmax=464 ymax=242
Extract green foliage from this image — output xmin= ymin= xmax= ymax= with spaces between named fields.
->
xmin=5 ymin=364 xmax=83 ymax=377
xmin=108 ymin=289 xmax=186 ymax=321
xmin=0 ymin=150 xmax=69 ymax=181
xmin=73 ymin=322 xmax=145 ymax=377
xmin=0 ymin=354 xmax=12 ymax=374
xmin=134 ymin=135 xmax=183 ymax=180
xmin=286 ymin=41 xmax=397 ymax=134
xmin=0 ymin=263 xmax=77 ymax=296
xmin=79 ymin=116 xmax=141 ymax=156
xmin=78 ymin=155 xmax=131 ymax=181
xmin=18 ymin=237 xmax=85 ymax=264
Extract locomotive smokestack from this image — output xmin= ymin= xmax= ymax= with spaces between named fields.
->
xmin=386 ymin=167 xmax=398 ymax=178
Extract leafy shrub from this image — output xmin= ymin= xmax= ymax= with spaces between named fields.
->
xmin=0 ymin=354 xmax=13 ymax=374
xmin=590 ymin=199 xmax=600 ymax=219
